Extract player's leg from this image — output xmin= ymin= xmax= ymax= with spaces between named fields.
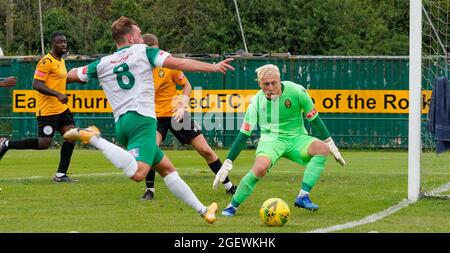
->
xmin=285 ymin=135 xmax=329 ymax=211
xmin=189 ymin=134 xmax=237 ymax=194
xmin=114 ymin=111 xmax=161 ymax=182
xmin=172 ymin=114 xmax=237 ymax=194
xmin=222 ymin=138 xmax=283 ymax=216
xmin=141 ymin=118 xmax=169 ymax=200
xmin=0 ymin=115 xmax=55 ymax=160
xmin=141 ymin=131 xmax=164 ymax=200
xmin=152 ymin=148 xmax=218 ymax=224
xmin=64 ymin=125 xmax=139 ymax=178
xmin=54 ymin=110 xmax=77 ymax=182
xmin=114 ymin=114 xmax=218 ymax=224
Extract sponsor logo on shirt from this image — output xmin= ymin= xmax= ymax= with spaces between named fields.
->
xmin=110 ymin=54 xmax=131 ymax=64
xmin=306 ymin=108 xmax=317 ymax=119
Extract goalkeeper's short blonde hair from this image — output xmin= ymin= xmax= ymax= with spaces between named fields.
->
xmin=255 ymin=64 xmax=280 ymax=83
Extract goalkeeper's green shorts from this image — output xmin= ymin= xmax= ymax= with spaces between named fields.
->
xmin=115 ymin=111 xmax=164 ymax=167
xmin=256 ymin=134 xmax=318 ymax=170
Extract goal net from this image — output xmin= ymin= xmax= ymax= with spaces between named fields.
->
xmin=416 ymin=0 xmax=450 ymax=199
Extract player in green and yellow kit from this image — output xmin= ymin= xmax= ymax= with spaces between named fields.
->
xmin=213 ymin=64 xmax=346 ymax=216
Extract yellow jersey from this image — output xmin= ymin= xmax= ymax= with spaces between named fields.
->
xmin=153 ymin=67 xmax=188 ymax=117
xmin=33 ymin=53 xmax=68 ymax=116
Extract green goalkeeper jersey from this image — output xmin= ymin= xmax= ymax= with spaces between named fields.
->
xmin=240 ymin=81 xmax=318 ymax=139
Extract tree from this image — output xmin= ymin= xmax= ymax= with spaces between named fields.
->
xmin=0 ymin=0 xmax=410 ymax=56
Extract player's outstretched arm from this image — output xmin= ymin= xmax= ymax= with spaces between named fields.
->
xmin=163 ymin=56 xmax=234 ymax=74
xmin=67 ymin=67 xmax=87 ymax=84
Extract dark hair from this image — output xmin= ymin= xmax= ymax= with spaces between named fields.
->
xmin=111 ymin=16 xmax=137 ymax=43
xmin=51 ymin=32 xmax=66 ymax=44
xmin=142 ymin=34 xmax=158 ymax=47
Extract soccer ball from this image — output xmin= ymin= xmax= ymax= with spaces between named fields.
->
xmin=259 ymin=198 xmax=290 ymax=227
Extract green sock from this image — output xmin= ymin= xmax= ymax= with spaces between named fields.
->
xmin=231 ymin=171 xmax=260 ymax=208
xmin=301 ymin=155 xmax=327 ymax=192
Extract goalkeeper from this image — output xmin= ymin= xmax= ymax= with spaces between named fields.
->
xmin=214 ymin=64 xmax=345 ymax=216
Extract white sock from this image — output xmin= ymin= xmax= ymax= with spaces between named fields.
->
xmin=223 ymin=181 xmax=233 ymax=191
xmin=298 ymin=189 xmax=309 ymax=197
xmin=56 ymin=173 xmax=66 ymax=178
xmin=147 ymin=188 xmax=155 ymax=192
xmin=226 ymin=203 xmax=237 ymax=209
xmin=89 ymin=136 xmax=137 ymax=177
xmin=163 ymin=171 xmax=206 ymax=215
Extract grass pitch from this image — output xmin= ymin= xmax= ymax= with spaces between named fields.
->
xmin=0 ymin=149 xmax=448 ymax=233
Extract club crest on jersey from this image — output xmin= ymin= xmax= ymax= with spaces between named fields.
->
xmin=284 ymin=99 xmax=292 ymax=108
xmin=43 ymin=126 xmax=53 ymax=136
xmin=158 ymin=70 xmax=165 ymax=78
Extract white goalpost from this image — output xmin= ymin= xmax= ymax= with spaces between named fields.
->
xmin=410 ymin=0 xmax=450 ymax=201
xmin=408 ymin=0 xmax=422 ymax=202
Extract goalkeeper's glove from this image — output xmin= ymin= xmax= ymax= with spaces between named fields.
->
xmin=213 ymin=159 xmax=233 ymax=189
xmin=325 ymin=137 xmax=346 ymax=166
xmin=172 ymin=95 xmax=189 ymax=122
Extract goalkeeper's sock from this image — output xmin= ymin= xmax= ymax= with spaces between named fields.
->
xmin=163 ymin=171 xmax=206 ymax=215
xmin=298 ymin=189 xmax=309 ymax=197
xmin=89 ymin=136 xmax=137 ymax=177
xmin=225 ymin=203 xmax=237 ymax=209
xmin=231 ymin=171 xmax=260 ymax=208
xmin=301 ymin=155 xmax=327 ymax=192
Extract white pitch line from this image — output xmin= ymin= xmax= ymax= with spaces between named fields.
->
xmin=306 ymin=199 xmax=413 ymax=233
xmin=1 ymin=168 xmax=449 ymax=182
xmin=426 ymin=182 xmax=450 ymax=195
xmin=0 ymin=172 xmax=122 ymax=181
xmin=306 ymin=182 xmax=450 ymax=233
